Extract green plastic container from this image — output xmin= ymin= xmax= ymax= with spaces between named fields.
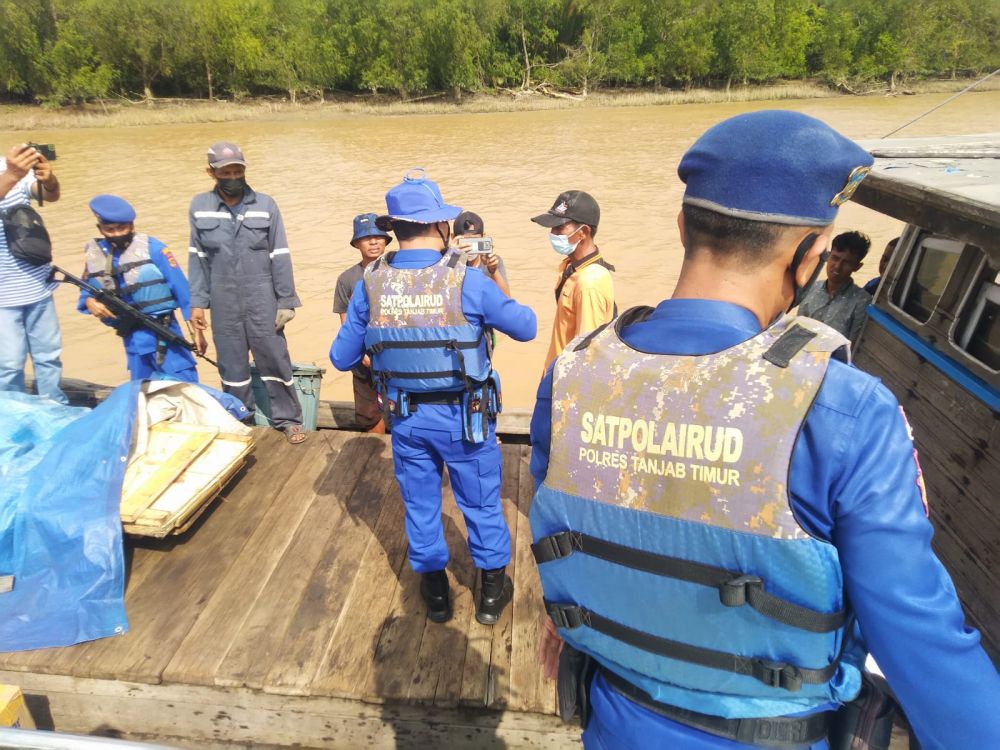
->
xmin=249 ymin=362 xmax=326 ymax=431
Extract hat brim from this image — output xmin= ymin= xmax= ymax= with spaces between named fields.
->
xmin=531 ymin=212 xmax=573 ymax=228
xmin=377 ymin=205 xmax=462 ymax=228
xmin=209 ymin=158 xmax=247 ymax=169
xmin=352 ymin=232 xmax=393 ymax=245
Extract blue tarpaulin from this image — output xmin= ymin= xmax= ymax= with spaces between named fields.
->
xmin=0 ymin=382 xmax=141 ymax=651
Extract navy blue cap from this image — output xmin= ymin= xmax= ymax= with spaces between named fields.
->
xmin=89 ymin=194 xmax=136 ymax=224
xmin=678 ymin=111 xmax=874 ymax=227
xmin=351 ymin=212 xmax=392 ymax=245
xmin=376 ymin=168 xmax=461 ymax=230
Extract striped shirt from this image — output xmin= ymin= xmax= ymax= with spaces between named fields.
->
xmin=1 ymin=169 xmax=55 ymax=307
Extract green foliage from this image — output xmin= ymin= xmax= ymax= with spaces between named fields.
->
xmin=0 ymin=0 xmax=997 ymax=101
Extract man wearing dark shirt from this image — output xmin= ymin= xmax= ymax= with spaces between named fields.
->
xmin=333 ymin=213 xmax=391 ymax=433
xmin=798 ymin=230 xmax=872 ymax=342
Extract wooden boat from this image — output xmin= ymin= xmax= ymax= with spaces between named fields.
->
xmin=850 ymin=133 xmax=1000 ymax=662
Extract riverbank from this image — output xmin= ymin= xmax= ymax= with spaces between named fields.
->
xmin=4 ymin=77 xmax=998 ymax=131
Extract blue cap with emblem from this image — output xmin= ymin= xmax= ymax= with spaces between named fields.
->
xmin=89 ymin=194 xmax=136 ymax=224
xmin=375 ymin=168 xmax=462 ymax=230
xmin=351 ymin=212 xmax=392 ymax=245
xmin=678 ymin=110 xmax=874 ymax=227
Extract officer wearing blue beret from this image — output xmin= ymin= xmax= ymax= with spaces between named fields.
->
xmin=331 ymin=169 xmax=537 ymax=625
xmin=79 ymin=194 xmax=201 ymax=383
xmin=530 ymin=111 xmax=1000 ymax=749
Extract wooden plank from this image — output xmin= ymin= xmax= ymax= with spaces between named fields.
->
xmin=213 ymin=431 xmax=381 ymax=690
xmin=2 ymin=670 xmax=581 ymax=750
xmin=308 ymin=470 xmax=410 ymax=699
xmin=65 ymin=428 xmax=303 ymax=684
xmin=120 ymin=426 xmax=218 ymax=522
xmin=160 ymin=431 xmax=347 ymax=687
xmin=263 ymin=436 xmax=398 ymax=695
xmin=460 ymin=443 xmax=520 ymax=709
xmin=509 ymin=445 xmax=557 ymax=715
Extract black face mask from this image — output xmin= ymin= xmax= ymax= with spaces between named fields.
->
xmin=787 ymin=233 xmax=827 ymax=312
xmin=216 ymin=177 xmax=247 ymax=197
xmin=436 ymin=222 xmax=450 ymax=251
xmin=107 ymin=233 xmax=134 ymax=252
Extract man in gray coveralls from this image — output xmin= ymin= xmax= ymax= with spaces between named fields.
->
xmin=188 ymin=141 xmax=306 ymax=443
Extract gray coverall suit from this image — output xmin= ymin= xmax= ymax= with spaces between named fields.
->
xmin=188 ymin=187 xmax=303 ymax=428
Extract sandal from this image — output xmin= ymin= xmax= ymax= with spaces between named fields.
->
xmin=283 ymin=424 xmax=308 ymax=444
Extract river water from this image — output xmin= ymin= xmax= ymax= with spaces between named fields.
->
xmin=5 ymin=91 xmax=999 ymax=408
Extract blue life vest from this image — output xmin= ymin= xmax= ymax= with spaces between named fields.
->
xmin=363 ymin=250 xmax=491 ymax=397
xmin=530 ymin=307 xmax=866 ymax=720
xmin=83 ymin=234 xmax=176 ymax=315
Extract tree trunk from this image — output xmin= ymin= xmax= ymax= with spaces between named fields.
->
xmin=521 ymin=21 xmax=531 ymax=89
xmin=453 ymin=85 xmax=462 ymax=102
xmin=289 ymin=87 xmax=296 ymax=104
xmin=206 ymin=61 xmax=214 ymax=100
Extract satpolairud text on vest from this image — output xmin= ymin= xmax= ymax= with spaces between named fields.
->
xmin=579 ymin=411 xmax=744 ymax=462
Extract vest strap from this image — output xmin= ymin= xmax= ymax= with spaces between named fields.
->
xmin=532 ymin=532 xmax=846 ymax=633
xmin=763 ymin=325 xmax=818 ymax=368
xmin=601 ymin=668 xmax=832 ymax=749
xmin=545 ymin=601 xmax=841 ymax=692
xmin=367 ymin=331 xmax=485 ymax=355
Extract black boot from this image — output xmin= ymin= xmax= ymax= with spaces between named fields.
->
xmin=421 ymin=570 xmax=452 ymax=623
xmin=476 ymin=567 xmax=513 ymax=625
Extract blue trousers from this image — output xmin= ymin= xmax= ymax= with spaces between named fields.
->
xmin=0 ymin=296 xmax=67 ymax=404
xmin=126 ymin=347 xmax=198 ymax=383
xmin=390 ymin=405 xmax=511 ymax=573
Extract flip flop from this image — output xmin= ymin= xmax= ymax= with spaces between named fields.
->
xmin=283 ymin=424 xmax=308 ymax=444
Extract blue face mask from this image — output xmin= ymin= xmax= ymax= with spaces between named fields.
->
xmin=549 ymin=226 xmax=583 ymax=256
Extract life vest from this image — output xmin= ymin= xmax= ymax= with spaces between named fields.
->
xmin=83 ymin=234 xmax=176 ymax=315
xmin=363 ymin=250 xmax=491 ymax=396
xmin=530 ymin=307 xmax=865 ymax=720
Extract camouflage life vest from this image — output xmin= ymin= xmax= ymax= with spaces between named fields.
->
xmin=530 ymin=307 xmax=865 ymax=720
xmin=83 ymin=234 xmax=176 ymax=315
xmin=363 ymin=250 xmax=491 ymax=395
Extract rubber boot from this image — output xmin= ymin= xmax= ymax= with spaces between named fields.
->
xmin=476 ymin=566 xmax=513 ymax=625
xmin=421 ymin=570 xmax=452 ymax=623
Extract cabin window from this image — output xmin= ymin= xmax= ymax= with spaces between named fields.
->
xmin=957 ymin=271 xmax=1000 ymax=371
xmin=892 ymin=236 xmax=964 ymax=323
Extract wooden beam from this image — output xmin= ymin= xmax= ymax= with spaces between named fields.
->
xmin=2 ymin=671 xmax=580 ymax=750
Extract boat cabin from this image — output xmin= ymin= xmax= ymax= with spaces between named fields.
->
xmin=850 ymin=134 xmax=1000 ymax=662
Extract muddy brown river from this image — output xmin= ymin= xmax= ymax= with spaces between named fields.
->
xmin=4 ymin=91 xmax=999 ymax=408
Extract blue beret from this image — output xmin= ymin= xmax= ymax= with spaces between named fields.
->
xmin=678 ymin=111 xmax=874 ymax=227
xmin=89 ymin=194 xmax=136 ymax=224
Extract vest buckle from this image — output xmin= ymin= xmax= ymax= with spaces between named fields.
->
xmin=547 ymin=603 xmax=589 ymax=630
xmin=719 ymin=574 xmax=763 ymax=608
xmin=755 ymin=660 xmax=803 ymax=692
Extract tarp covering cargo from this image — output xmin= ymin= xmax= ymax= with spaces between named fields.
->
xmin=0 ymin=381 xmax=250 ymax=653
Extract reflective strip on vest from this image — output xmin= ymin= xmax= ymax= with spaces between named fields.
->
xmin=529 ymin=310 xmax=864 ymax=720
xmin=363 ymin=251 xmax=490 ymax=393
xmin=83 ymin=234 xmax=177 ymax=315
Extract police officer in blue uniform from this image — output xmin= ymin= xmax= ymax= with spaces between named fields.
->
xmin=78 ymin=195 xmax=200 ymax=382
xmin=529 ymin=111 xmax=1000 ymax=749
xmin=188 ymin=141 xmax=306 ymax=442
xmin=331 ymin=169 xmax=537 ymax=624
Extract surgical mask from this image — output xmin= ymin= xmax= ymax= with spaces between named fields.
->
xmin=549 ymin=226 xmax=583 ymax=256
xmin=216 ymin=177 xmax=246 ymax=197
xmin=107 ymin=233 xmax=134 ymax=252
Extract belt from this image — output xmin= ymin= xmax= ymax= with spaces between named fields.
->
xmin=600 ymin=669 xmax=832 ymax=749
xmin=408 ymin=392 xmax=463 ymax=406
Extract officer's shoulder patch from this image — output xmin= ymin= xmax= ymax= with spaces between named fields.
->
xmin=162 ymin=249 xmax=179 ymax=268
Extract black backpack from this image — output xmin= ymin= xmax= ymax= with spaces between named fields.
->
xmin=1 ymin=204 xmax=52 ymax=265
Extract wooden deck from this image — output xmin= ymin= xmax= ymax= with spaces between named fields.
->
xmin=0 ymin=429 xmax=576 ymax=749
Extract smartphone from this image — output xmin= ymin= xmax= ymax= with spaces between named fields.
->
xmin=27 ymin=143 xmax=57 ymax=161
xmin=462 ymin=237 xmax=493 ymax=255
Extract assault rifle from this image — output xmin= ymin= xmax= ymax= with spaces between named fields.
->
xmin=50 ymin=265 xmax=218 ymax=368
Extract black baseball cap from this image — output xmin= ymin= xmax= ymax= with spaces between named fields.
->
xmin=454 ymin=211 xmax=484 ymax=236
xmin=531 ymin=190 xmax=600 ymax=228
